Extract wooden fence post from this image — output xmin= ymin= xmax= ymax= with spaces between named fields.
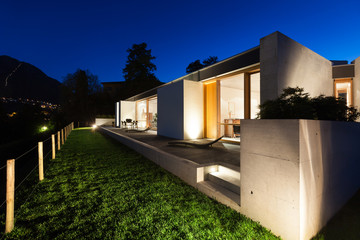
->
xmin=5 ymin=159 xmax=15 ymax=233
xmin=38 ymin=142 xmax=44 ymax=181
xmin=57 ymin=131 xmax=60 ymax=150
xmin=61 ymin=129 xmax=64 ymax=145
xmin=52 ymin=134 xmax=55 ymax=159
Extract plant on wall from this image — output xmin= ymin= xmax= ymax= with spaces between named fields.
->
xmin=257 ymin=87 xmax=360 ymax=121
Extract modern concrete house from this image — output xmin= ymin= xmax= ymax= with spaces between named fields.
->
xmin=109 ymin=31 xmax=360 ymax=240
xmin=115 ymin=32 xmax=360 ymax=141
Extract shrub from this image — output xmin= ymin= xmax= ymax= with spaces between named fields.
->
xmin=257 ymin=87 xmax=360 ymax=121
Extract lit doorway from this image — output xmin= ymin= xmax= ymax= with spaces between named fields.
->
xmin=334 ymin=79 xmax=352 ymax=107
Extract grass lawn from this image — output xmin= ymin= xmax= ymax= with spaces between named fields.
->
xmin=1 ymin=128 xmax=280 ymax=239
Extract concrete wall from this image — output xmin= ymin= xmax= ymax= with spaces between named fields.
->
xmin=120 ymin=101 xmax=135 ymax=122
xmin=95 ymin=118 xmax=115 ymax=126
xmin=240 ymin=119 xmax=360 ymax=240
xmin=353 ymin=56 xmax=360 ymax=108
xmin=184 ymin=81 xmax=204 ymax=139
xmin=158 ymin=80 xmax=184 ymax=139
xmin=101 ymin=127 xmax=200 ymax=187
xmin=260 ymin=32 xmax=332 ymax=104
xmin=299 ymin=120 xmax=360 ymax=240
xmin=241 ymin=119 xmax=300 ymax=240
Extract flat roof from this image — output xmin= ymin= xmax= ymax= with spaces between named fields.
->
xmin=125 ymin=45 xmax=260 ymax=101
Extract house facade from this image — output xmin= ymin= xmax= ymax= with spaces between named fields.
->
xmin=110 ymin=31 xmax=360 ymax=240
xmin=115 ymin=31 xmax=359 ymax=141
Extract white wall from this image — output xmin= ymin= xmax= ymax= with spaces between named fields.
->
xmin=115 ymin=102 xmax=120 ymax=127
xmin=157 ymin=80 xmax=184 ymax=139
xmin=260 ymin=32 xmax=332 ymax=103
xmin=184 ymin=81 xmax=204 ymax=139
xmin=120 ymin=101 xmax=135 ymax=122
xmin=95 ymin=118 xmax=115 ymax=126
xmin=240 ymin=119 xmax=360 ymax=240
xmin=353 ymin=56 xmax=360 ymax=109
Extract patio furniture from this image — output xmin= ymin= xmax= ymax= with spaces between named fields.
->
xmin=125 ymin=119 xmax=132 ymax=128
xmin=168 ymin=136 xmax=224 ymax=148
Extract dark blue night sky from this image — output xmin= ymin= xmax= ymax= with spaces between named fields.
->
xmin=1 ymin=0 xmax=360 ymax=83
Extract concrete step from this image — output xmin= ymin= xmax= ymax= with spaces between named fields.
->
xmin=197 ymin=180 xmax=240 ymax=206
xmin=208 ymin=171 xmax=240 ymax=195
xmin=218 ymin=165 xmax=240 ymax=179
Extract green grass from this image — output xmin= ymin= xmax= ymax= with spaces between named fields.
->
xmin=1 ymin=128 xmax=279 ymax=239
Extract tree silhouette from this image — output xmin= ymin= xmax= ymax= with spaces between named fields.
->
xmin=123 ymin=43 xmax=159 ymax=83
xmin=61 ymin=69 xmax=101 ymax=126
xmin=203 ymin=56 xmax=218 ymax=66
xmin=121 ymin=43 xmax=162 ymax=98
xmin=186 ymin=56 xmax=218 ymax=73
xmin=186 ymin=60 xmax=203 ymax=73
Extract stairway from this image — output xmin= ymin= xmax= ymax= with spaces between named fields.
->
xmin=198 ymin=165 xmax=240 ymax=205
xmin=208 ymin=171 xmax=240 ymax=194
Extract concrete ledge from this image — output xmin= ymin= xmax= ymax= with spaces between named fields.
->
xmin=101 ymin=127 xmax=201 ymax=187
xmin=197 ymin=181 xmax=241 ymax=207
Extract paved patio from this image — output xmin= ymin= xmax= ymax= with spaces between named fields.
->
xmin=101 ymin=127 xmax=240 ymax=170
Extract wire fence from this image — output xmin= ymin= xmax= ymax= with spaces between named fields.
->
xmin=0 ymin=122 xmax=74 ymax=234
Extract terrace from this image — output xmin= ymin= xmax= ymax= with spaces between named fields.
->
xmin=100 ymin=126 xmax=241 ymax=207
xmin=100 ymin=118 xmax=360 ymax=240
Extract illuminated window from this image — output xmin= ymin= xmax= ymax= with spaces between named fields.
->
xmin=219 ymin=74 xmax=244 ymax=141
xmin=250 ymin=72 xmax=260 ymax=119
xmin=334 ymin=79 xmax=352 ymax=107
xmin=148 ymin=98 xmax=157 ymax=128
xmin=136 ymin=100 xmax=147 ymax=128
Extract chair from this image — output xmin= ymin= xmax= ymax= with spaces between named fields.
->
xmin=233 ymin=119 xmax=240 ymax=138
xmin=233 ymin=125 xmax=240 ymax=138
xmin=125 ymin=119 xmax=132 ymax=128
xmin=168 ymin=136 xmax=224 ymax=148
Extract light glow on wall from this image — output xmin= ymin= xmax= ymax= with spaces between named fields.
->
xmin=184 ymin=109 xmax=203 ymax=139
xmin=184 ymin=81 xmax=204 ymax=139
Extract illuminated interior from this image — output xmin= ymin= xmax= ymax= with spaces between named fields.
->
xmin=136 ymin=96 xmax=158 ymax=129
xmin=148 ymin=97 xmax=157 ymax=129
xmin=204 ymin=70 xmax=260 ymax=142
xmin=250 ymin=72 xmax=260 ymax=118
xmin=136 ymin=100 xmax=147 ymax=128
xmin=334 ymin=79 xmax=352 ymax=107
xmin=220 ymin=74 xmax=244 ymax=141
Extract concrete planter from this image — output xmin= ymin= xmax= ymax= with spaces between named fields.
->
xmin=240 ymin=119 xmax=360 ymax=240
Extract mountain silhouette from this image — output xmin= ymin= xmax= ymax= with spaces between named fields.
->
xmin=0 ymin=55 xmax=61 ymax=104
